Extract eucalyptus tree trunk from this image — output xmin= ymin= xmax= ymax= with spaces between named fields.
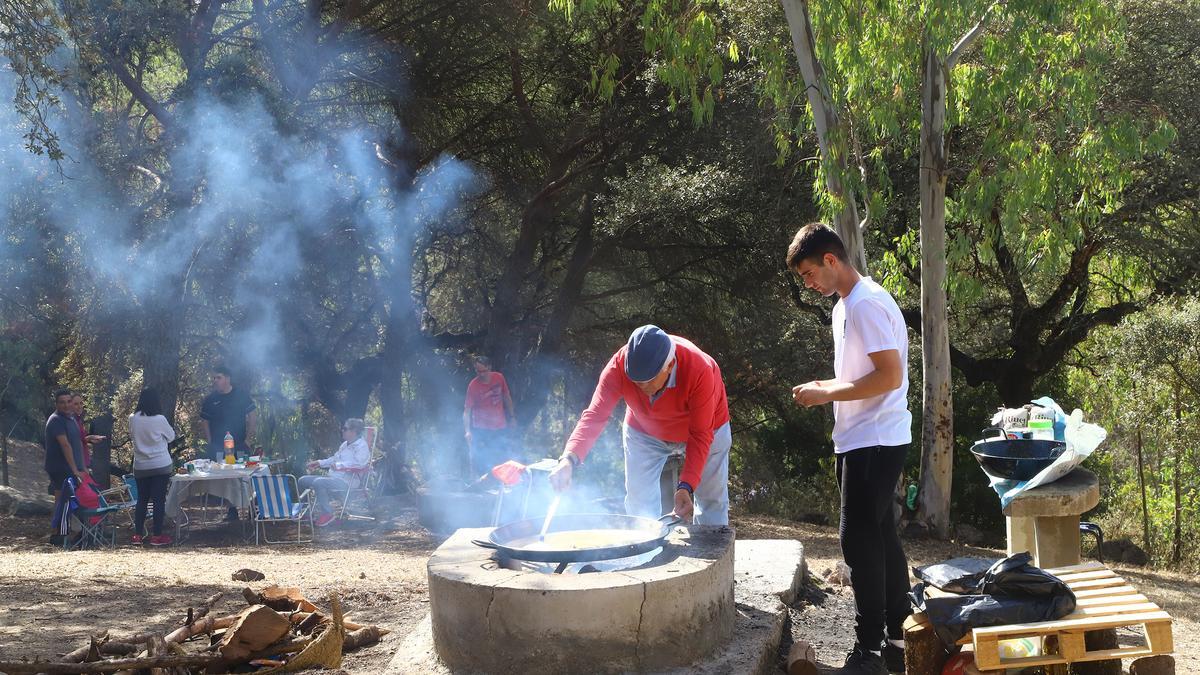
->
xmin=779 ymin=0 xmax=866 ymax=270
xmin=915 ymin=7 xmax=994 ymax=538
xmin=1136 ymin=425 xmax=1151 ymax=559
xmin=1172 ymin=381 xmax=1182 ymax=565
xmin=917 ymin=40 xmax=954 ymax=539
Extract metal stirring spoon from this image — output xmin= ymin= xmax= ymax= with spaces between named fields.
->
xmin=538 ymin=495 xmax=562 ymax=542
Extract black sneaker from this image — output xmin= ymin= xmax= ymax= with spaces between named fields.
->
xmin=834 ymin=645 xmax=887 ymax=675
xmin=883 ymin=642 xmax=905 ymax=673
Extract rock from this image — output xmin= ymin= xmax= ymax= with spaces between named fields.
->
xmin=1120 ymin=546 xmax=1151 ymax=566
xmin=822 ymin=560 xmax=852 ymax=586
xmin=798 ymin=512 xmax=830 ymax=526
xmin=0 ymin=485 xmax=54 ymax=516
xmin=954 ymin=523 xmax=987 ymax=546
xmin=902 ymin=521 xmax=932 ymax=539
xmin=787 ymin=640 xmax=817 ymax=675
xmin=232 ymin=568 xmax=266 ymax=582
xmin=1098 ymin=538 xmax=1150 ymax=566
xmin=1130 ymin=655 xmax=1175 ymax=675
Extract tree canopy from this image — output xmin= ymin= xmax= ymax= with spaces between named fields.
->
xmin=0 ymin=0 xmax=1197 ymax=561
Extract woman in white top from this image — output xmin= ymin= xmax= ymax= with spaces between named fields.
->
xmin=128 ymin=387 xmax=177 ymax=546
xmin=299 ymin=418 xmax=371 ymax=527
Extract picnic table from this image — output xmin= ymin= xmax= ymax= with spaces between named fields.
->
xmin=165 ymin=463 xmax=270 ymax=538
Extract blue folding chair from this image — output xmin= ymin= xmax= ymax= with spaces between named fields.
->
xmin=56 ymin=478 xmax=123 ymax=550
xmin=97 ymin=474 xmax=138 ymax=527
xmin=250 ymin=474 xmax=314 ymax=545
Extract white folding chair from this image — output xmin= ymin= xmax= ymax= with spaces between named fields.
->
xmin=336 ymin=427 xmax=380 ymax=521
xmin=250 ymin=474 xmax=314 ymax=545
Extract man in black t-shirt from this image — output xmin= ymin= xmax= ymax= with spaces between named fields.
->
xmin=44 ymin=389 xmax=86 ymax=498
xmin=199 ymin=366 xmax=257 ymax=462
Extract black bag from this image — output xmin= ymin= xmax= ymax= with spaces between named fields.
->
xmin=910 ymin=552 xmax=1077 ymax=645
xmin=912 ymin=557 xmax=999 ymax=594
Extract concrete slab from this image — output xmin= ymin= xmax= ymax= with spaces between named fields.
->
xmin=664 ymin=539 xmax=806 ymax=675
xmin=387 ymin=538 xmax=805 ymax=675
xmin=1002 ymin=468 xmax=1099 ymax=518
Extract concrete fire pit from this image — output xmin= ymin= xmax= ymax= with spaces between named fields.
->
xmin=426 ymin=525 xmax=734 ymax=673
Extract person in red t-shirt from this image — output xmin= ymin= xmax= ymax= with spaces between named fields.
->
xmin=463 ymin=355 xmax=516 ymax=475
xmin=71 ymin=393 xmax=106 ymax=472
xmin=548 ymin=325 xmax=732 ymax=525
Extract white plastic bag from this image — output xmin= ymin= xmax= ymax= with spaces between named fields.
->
xmin=988 ymin=398 xmax=1107 ymax=508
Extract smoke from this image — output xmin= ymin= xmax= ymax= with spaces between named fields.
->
xmin=0 ymin=12 xmax=618 ymax=512
xmin=0 ymin=39 xmax=477 ymax=388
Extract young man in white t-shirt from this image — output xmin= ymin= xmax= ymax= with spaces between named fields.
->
xmin=788 ymin=223 xmax=912 ymax=675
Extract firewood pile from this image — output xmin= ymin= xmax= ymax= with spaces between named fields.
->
xmin=0 ymin=587 xmax=390 ymax=674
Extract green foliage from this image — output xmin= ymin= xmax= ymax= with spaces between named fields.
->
xmin=1068 ymin=299 xmax=1200 ymax=570
xmin=0 ymin=0 xmax=66 ymax=160
xmin=0 ymin=0 xmax=1196 ymax=563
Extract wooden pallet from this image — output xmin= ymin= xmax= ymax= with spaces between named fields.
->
xmin=968 ymin=561 xmax=1174 ymax=671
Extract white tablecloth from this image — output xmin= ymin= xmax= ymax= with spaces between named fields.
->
xmin=165 ymin=466 xmax=269 ymax=521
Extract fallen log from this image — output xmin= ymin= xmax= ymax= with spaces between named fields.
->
xmin=217 ymin=605 xmax=292 ymax=662
xmin=83 ymin=635 xmax=103 ymax=663
xmin=178 ymin=592 xmax=223 ymax=626
xmin=60 ymin=641 xmax=140 ymax=664
xmin=296 ymin=610 xmax=325 ymax=636
xmin=243 ymin=586 xmax=319 ymax=613
xmin=0 ymin=654 xmax=220 ymax=674
xmin=146 ymin=635 xmax=169 ymax=675
xmin=60 ymin=629 xmax=143 ymax=662
xmin=343 ymin=626 xmax=389 ymax=650
xmin=164 ymin=614 xmax=237 ymax=644
xmin=255 ymin=596 xmax=346 ymax=674
xmin=287 ymin=611 xmax=366 ymax=633
xmin=244 ymin=625 xmax=390 ymax=661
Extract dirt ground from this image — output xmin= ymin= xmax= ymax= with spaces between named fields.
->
xmin=0 ymin=506 xmax=435 ymax=673
xmin=735 ymin=514 xmax=1200 ymax=673
xmin=1 ymin=437 xmax=1197 ymax=674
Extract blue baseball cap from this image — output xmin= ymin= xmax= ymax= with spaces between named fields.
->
xmin=625 ymin=325 xmax=675 ymax=381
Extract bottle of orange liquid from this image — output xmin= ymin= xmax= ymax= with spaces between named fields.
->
xmin=224 ymin=432 xmax=236 ymax=464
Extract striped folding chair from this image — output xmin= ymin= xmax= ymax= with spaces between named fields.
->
xmin=250 ymin=474 xmax=314 ymax=545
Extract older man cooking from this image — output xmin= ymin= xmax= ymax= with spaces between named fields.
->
xmin=548 ymin=325 xmax=732 ymax=525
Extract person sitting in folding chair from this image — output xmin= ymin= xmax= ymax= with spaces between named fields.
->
xmin=299 ymin=418 xmax=370 ymax=527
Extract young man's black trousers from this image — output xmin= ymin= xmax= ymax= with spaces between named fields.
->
xmin=836 ymin=444 xmax=911 ymax=649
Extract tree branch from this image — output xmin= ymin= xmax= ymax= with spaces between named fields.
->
xmin=988 ymin=207 xmax=1030 ymax=316
xmin=946 ymin=0 xmax=1002 ymax=70
xmin=98 ymin=48 xmax=174 ymax=129
xmin=1032 ymin=234 xmax=1101 ymax=327
xmin=784 ymin=272 xmax=831 ymax=325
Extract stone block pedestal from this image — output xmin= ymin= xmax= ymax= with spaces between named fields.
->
xmin=1003 ymin=468 xmax=1099 ymax=568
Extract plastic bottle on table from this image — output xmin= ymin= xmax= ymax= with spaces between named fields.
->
xmin=224 ymin=432 xmax=236 ymax=464
xmin=1029 ymin=418 xmax=1055 ymax=441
